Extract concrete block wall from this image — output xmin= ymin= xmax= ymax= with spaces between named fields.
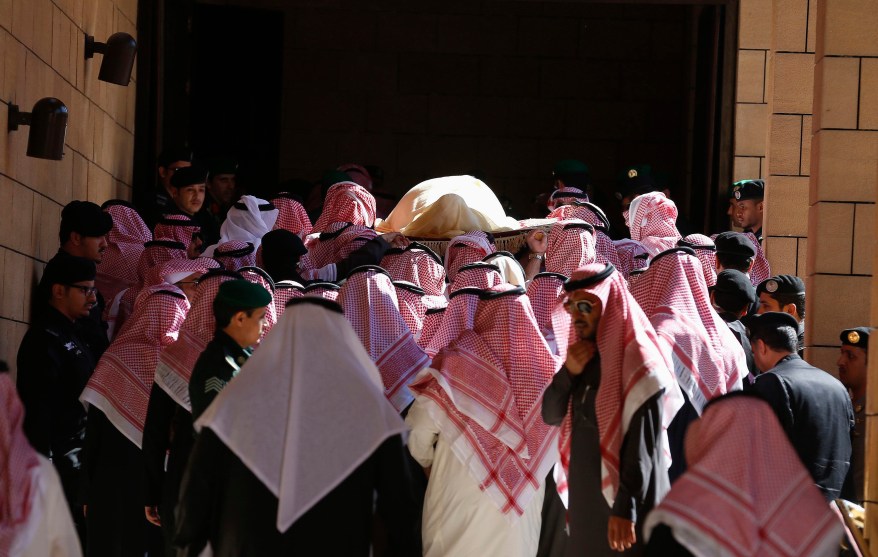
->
xmin=0 ymin=0 xmax=136 ymax=380
xmin=733 ymin=0 xmax=771 ymax=186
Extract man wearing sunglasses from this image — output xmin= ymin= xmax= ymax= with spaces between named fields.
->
xmin=16 ymin=254 xmax=101 ymax=550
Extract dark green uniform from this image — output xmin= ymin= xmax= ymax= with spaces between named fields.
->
xmin=188 ymin=330 xmax=252 ymax=421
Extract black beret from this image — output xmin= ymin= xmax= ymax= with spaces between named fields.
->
xmin=711 ymin=269 xmax=756 ymax=311
xmin=170 ymin=165 xmax=207 ymax=189
xmin=746 ymin=311 xmax=800 ymax=338
xmin=714 ymin=232 xmax=756 ymax=258
xmin=214 ymin=279 xmax=272 ymax=309
xmin=840 ymin=326 xmax=870 ymax=349
xmin=261 ymin=229 xmax=307 ymax=260
xmin=40 ymin=253 xmax=96 ymax=289
xmin=157 ymin=147 xmax=193 ymax=168
xmin=61 ymin=200 xmax=113 ymax=238
xmin=615 ymin=164 xmax=659 ymax=200
xmin=732 ymin=179 xmax=764 ymax=201
xmin=756 ymin=274 xmax=805 ymax=296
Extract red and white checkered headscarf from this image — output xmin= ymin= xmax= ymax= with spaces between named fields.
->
xmin=679 ymin=234 xmax=718 ymax=287
xmin=336 ymin=163 xmax=373 ymax=191
xmin=393 ymin=281 xmax=427 ymax=342
xmin=546 ymin=187 xmax=588 ymax=211
xmin=0 ymin=374 xmax=40 ymax=555
xmin=155 ymin=270 xmax=243 ymax=410
xmin=625 ymin=192 xmax=682 ymax=257
xmin=410 ymin=285 xmax=559 ymax=515
xmin=744 ymin=232 xmax=771 ymax=286
xmin=545 ymin=220 xmax=597 ymax=277
xmin=449 ymin=263 xmax=503 ymax=292
xmin=154 ymin=214 xmax=200 ymax=249
xmin=338 ymin=267 xmax=430 ymax=412
xmin=271 ymin=194 xmax=313 ymax=238
xmin=549 ymin=204 xmax=622 ymax=270
xmin=97 ymin=202 xmax=151 ymax=303
xmin=214 ymin=241 xmax=257 ymax=270
xmin=552 ymin=264 xmax=683 ymax=506
xmin=238 ymin=267 xmax=278 ymax=336
xmin=644 ymin=396 xmax=843 ymax=557
xmin=303 ymin=282 xmax=340 ymax=301
xmin=301 ymin=222 xmax=378 ymax=271
xmin=630 ymin=250 xmax=745 ymax=413
xmin=526 ymin=272 xmax=567 ymax=357
xmin=312 ymin=182 xmax=376 ymax=233
xmin=614 ymin=238 xmax=649 ymax=279
xmin=381 ymin=243 xmax=447 ymax=296
xmin=444 ymin=231 xmax=496 ymax=281
xmin=424 ymin=289 xmax=483 ymax=358
xmin=82 ymin=287 xmax=190 ymax=447
xmin=273 ymin=280 xmax=304 ymax=319
xmin=135 ymin=240 xmax=188 ymax=286
xmin=419 ymin=304 xmax=448 ymax=351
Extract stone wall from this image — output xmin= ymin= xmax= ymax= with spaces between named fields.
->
xmin=0 ymin=0 xmax=137 ymax=379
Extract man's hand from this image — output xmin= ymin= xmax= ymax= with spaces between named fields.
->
xmin=608 ymin=516 xmax=636 ymax=552
xmin=380 ymin=232 xmax=409 ymax=249
xmin=145 ymin=506 xmax=162 ymax=527
xmin=565 ymin=340 xmax=597 ymax=376
xmin=525 ymin=229 xmax=548 ymax=254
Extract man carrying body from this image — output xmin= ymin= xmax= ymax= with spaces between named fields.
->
xmin=756 ymin=274 xmax=806 ymax=357
xmin=542 ymin=263 xmax=682 ymax=555
xmin=839 ymin=327 xmax=869 ymax=504
xmin=16 ymin=255 xmax=100 ymax=546
xmin=732 ymin=179 xmax=764 ymax=243
xmin=188 ymin=279 xmax=271 ymax=420
xmin=748 ymin=312 xmax=854 ymax=501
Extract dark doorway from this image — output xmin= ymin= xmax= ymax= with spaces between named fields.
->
xmin=190 ymin=4 xmax=284 ymax=198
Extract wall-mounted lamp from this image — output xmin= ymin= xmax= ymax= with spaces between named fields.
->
xmin=85 ymin=32 xmax=137 ymax=86
xmin=7 ymin=98 xmax=69 ymax=160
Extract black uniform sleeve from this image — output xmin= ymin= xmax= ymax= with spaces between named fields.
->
xmin=373 ymin=434 xmax=420 ymax=557
xmin=174 ymin=428 xmax=222 ymax=556
xmin=142 ymin=383 xmax=177 ymax=506
xmin=334 ymin=237 xmax=392 ymax=279
xmin=750 ymin=373 xmax=794 ymax=434
xmin=80 ymin=406 xmax=105 ymax=504
xmin=611 ymin=392 xmax=663 ymax=523
xmin=16 ymin=335 xmax=61 ymax=456
xmin=645 ymin=524 xmax=695 ymax=556
xmin=541 ymin=366 xmax=576 ymax=427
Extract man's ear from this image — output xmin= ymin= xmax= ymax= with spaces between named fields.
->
xmin=69 ymin=231 xmax=83 ymax=247
xmin=782 ymin=303 xmax=798 ymax=319
xmin=50 ymin=283 xmax=66 ymax=300
xmin=757 ymin=200 xmax=764 ymax=213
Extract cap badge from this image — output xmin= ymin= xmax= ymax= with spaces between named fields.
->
xmin=765 ymin=280 xmax=779 ymax=293
xmin=628 ymin=169 xmax=638 ymax=178
xmin=848 ymin=331 xmax=861 ymax=344
xmin=734 ymin=190 xmax=742 ymax=200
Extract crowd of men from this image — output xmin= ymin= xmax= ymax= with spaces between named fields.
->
xmin=0 ymin=154 xmax=866 ymax=557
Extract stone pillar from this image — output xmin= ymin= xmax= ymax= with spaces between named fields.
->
xmin=809 ymin=0 xmax=878 ymax=543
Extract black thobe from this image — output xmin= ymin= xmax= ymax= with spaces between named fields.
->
xmin=17 ymin=305 xmax=98 ymax=545
xmin=542 ymin=358 xmax=668 ymax=557
xmin=719 ymin=313 xmax=757 ymax=387
xmin=750 ymin=354 xmax=854 ymax=501
xmin=644 ymin=524 xmax=694 ymax=556
xmin=141 ymin=383 xmax=196 ymax=557
xmin=188 ymin=330 xmax=251 ymax=421
xmin=81 ymin=407 xmax=163 ymax=556
xmin=174 ymin=430 xmax=420 ymax=556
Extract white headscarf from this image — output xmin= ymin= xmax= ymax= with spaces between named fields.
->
xmin=204 ymin=195 xmax=279 ymax=256
xmin=195 ymin=298 xmax=406 ymax=532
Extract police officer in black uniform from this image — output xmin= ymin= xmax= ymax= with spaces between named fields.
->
xmin=709 ymin=269 xmax=758 ymax=386
xmin=16 ymin=254 xmax=100 ymax=546
xmin=756 ymin=274 xmax=806 ymax=357
xmin=731 ymin=179 xmax=764 ymax=243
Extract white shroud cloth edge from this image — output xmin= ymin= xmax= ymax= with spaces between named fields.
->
xmin=194 ymin=302 xmax=407 ymax=532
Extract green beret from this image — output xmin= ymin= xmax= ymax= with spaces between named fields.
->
xmin=208 ymin=158 xmax=238 ymax=178
xmin=553 ymin=159 xmax=590 ymax=177
xmin=215 ymin=279 xmax=272 ymax=309
xmin=615 ymin=164 xmax=658 ymax=200
xmin=840 ymin=326 xmax=870 ymax=349
xmin=732 ymin=179 xmax=764 ymax=201
xmin=756 ymin=274 xmax=804 ymax=296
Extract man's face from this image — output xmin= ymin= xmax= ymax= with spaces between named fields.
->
xmin=757 ymin=292 xmax=782 ymax=314
xmin=55 ymin=281 xmax=97 ymax=320
xmin=187 ymin=232 xmax=204 ymax=259
xmin=837 ymin=345 xmax=868 ymax=394
xmin=565 ymin=290 xmax=602 ymax=341
xmin=158 ymin=160 xmax=192 ymax=192
xmin=236 ymin=306 xmax=268 ymax=348
xmin=208 ymin=174 xmax=237 ymax=206
xmin=750 ymin=337 xmax=773 ymax=372
xmin=68 ymin=233 xmax=108 ymax=263
xmin=735 ymin=199 xmax=763 ymax=230
xmin=170 ymin=183 xmax=206 ymax=215
xmin=175 ymin=272 xmax=203 ymax=301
